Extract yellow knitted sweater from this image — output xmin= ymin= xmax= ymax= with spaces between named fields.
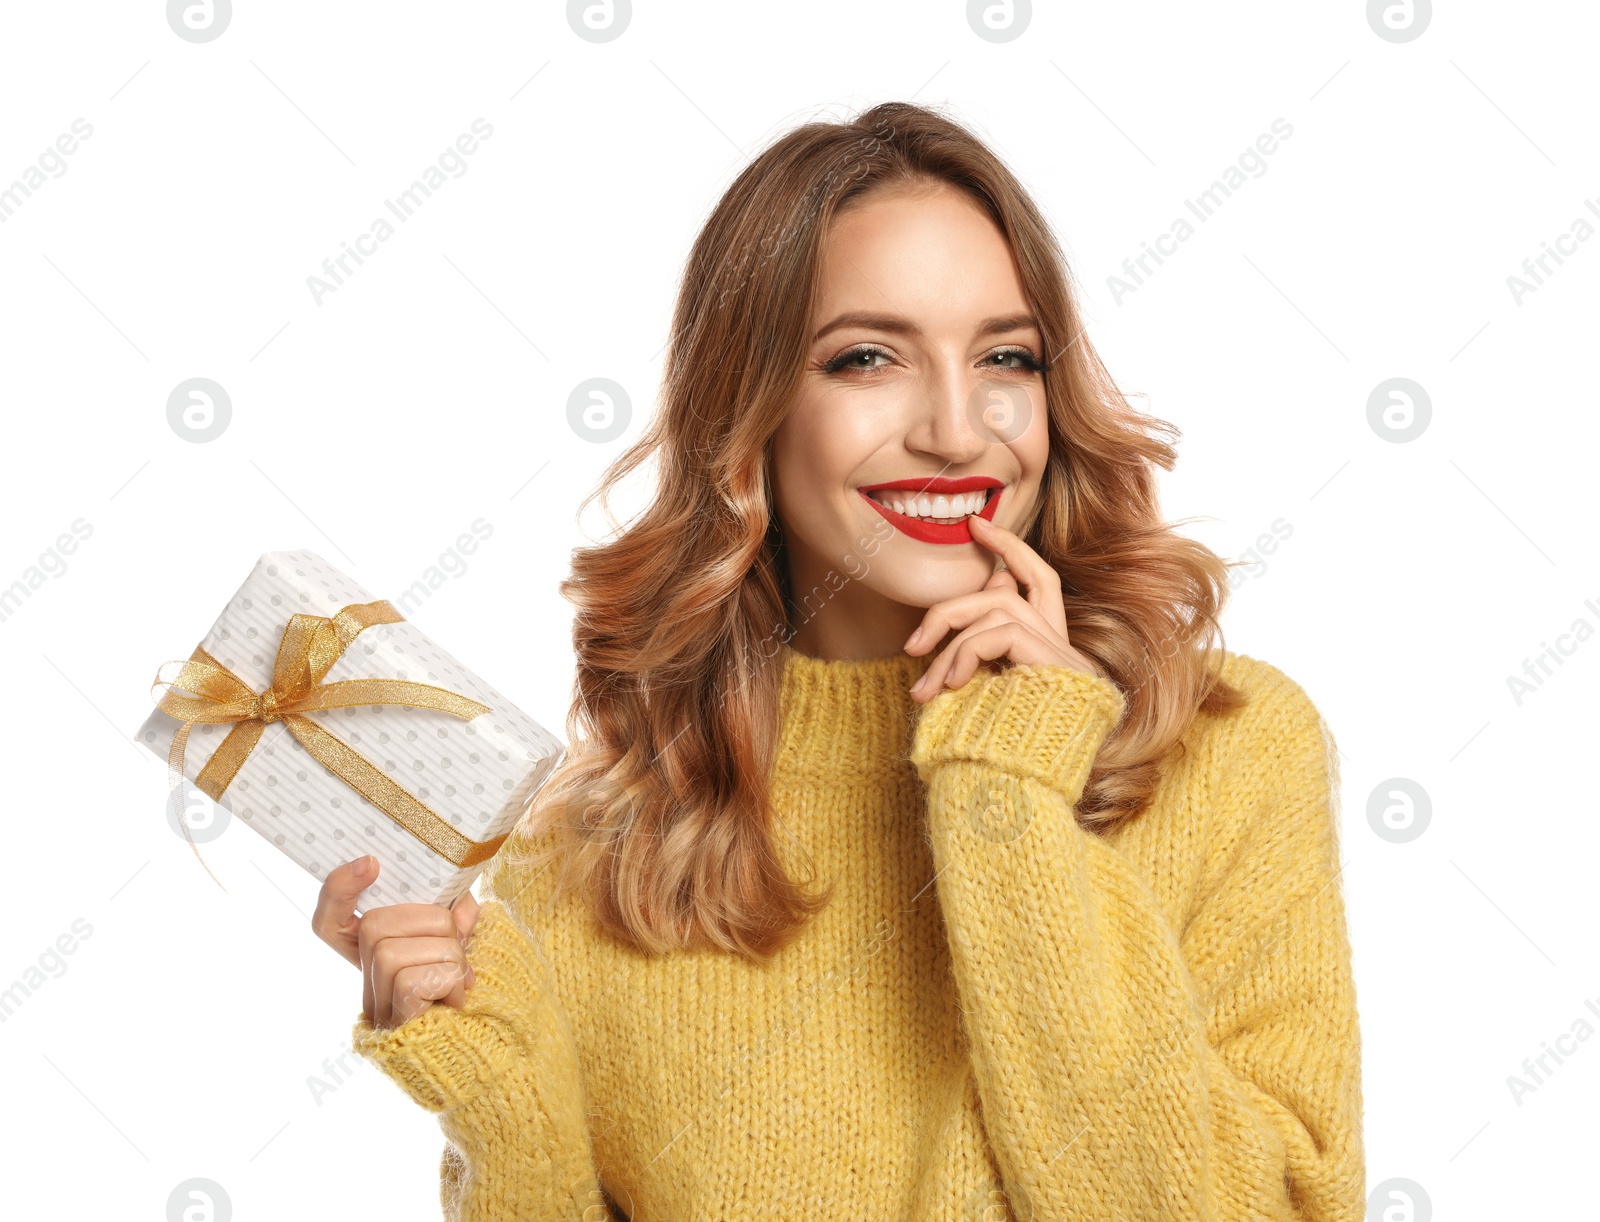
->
xmin=351 ymin=644 xmax=1364 ymax=1220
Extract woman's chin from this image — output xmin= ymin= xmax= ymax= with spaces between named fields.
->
xmin=876 ymin=560 xmax=997 ymax=610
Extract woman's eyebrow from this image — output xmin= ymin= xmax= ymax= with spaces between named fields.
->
xmin=811 ymin=311 xmax=1040 ymax=343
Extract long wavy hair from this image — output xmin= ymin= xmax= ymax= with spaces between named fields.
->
xmin=504 ymin=101 xmax=1248 ymax=962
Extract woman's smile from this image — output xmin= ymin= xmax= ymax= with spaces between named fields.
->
xmin=856 ymin=475 xmax=1005 ymax=544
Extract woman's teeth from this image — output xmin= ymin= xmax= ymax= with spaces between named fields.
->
xmin=867 ymin=489 xmax=989 ymax=521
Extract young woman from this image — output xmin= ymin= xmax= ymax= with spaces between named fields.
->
xmin=312 ymin=102 xmax=1364 ymax=1221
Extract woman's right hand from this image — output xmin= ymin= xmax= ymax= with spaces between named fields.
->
xmin=312 ymin=855 xmax=480 ymax=1029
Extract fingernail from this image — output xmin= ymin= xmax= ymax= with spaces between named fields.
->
xmin=906 ymin=626 xmax=922 ymax=648
xmin=353 ymin=855 xmax=373 ymax=878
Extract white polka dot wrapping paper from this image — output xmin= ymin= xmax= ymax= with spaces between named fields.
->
xmin=134 ymin=549 xmax=566 ymax=912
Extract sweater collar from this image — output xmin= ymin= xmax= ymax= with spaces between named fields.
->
xmin=772 ymin=641 xmax=936 ymax=782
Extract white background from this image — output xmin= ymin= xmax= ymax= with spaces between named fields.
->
xmin=1 ymin=2 xmax=1595 ymax=1218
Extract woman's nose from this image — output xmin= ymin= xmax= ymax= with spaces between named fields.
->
xmin=904 ymin=369 xmax=1024 ymax=458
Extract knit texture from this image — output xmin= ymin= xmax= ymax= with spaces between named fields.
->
xmin=351 ymin=644 xmax=1364 ymax=1220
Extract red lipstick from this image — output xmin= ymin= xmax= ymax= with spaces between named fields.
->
xmin=856 ymin=475 xmax=1004 ymax=545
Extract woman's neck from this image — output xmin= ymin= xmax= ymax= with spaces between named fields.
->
xmin=782 ymin=605 xmax=930 ymax=663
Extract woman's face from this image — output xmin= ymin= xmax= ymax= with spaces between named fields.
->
xmin=770 ymin=179 xmax=1052 ymax=660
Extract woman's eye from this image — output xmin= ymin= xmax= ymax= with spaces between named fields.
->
xmin=986 ymin=348 xmax=1045 ymax=372
xmin=823 ymin=346 xmax=892 ymax=374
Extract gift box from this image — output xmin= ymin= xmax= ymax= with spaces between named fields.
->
xmin=135 ymin=549 xmax=565 ymax=911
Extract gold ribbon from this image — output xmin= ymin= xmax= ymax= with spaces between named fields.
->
xmin=151 ymin=599 xmax=508 ymax=889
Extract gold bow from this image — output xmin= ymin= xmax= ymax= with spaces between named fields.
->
xmin=151 ymin=599 xmax=507 ymax=888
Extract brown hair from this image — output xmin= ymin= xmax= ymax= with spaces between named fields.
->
xmin=504 ymin=101 xmax=1247 ymax=962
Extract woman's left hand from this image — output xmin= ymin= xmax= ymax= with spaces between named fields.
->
xmin=906 ymin=513 xmax=1103 ymax=702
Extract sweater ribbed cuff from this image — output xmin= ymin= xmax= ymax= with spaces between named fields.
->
xmin=909 ymin=662 xmax=1126 ymax=802
xmin=350 ymin=900 xmax=551 ymax=1114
